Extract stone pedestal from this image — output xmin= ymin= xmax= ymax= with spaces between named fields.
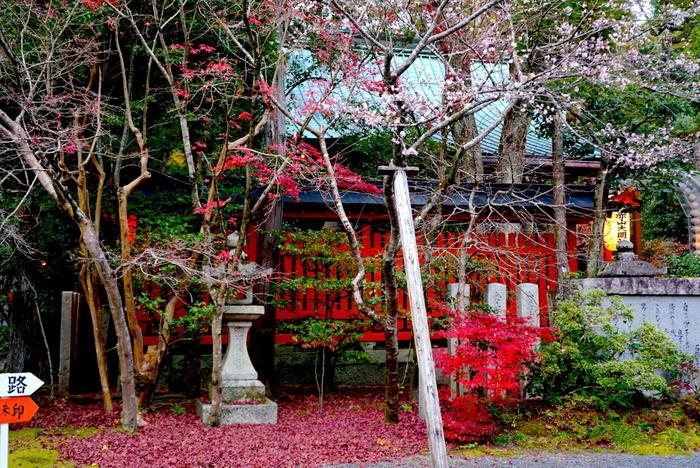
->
xmin=516 ymin=283 xmax=539 ymax=327
xmin=197 ymin=398 xmax=277 ymax=424
xmin=199 ymin=305 xmax=277 ymax=424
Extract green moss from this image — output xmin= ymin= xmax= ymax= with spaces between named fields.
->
xmin=519 ymin=421 xmax=550 ymax=437
xmin=8 ymin=427 xmax=102 ymax=467
xmin=9 ymin=429 xmax=70 ymax=467
xmin=485 ymin=399 xmax=700 ymax=458
xmin=588 ymin=422 xmax=645 ymax=447
xmin=453 ymin=445 xmax=525 ymax=458
xmin=9 ymin=447 xmax=68 ymax=467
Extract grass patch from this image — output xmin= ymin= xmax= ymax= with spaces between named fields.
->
xmin=9 ymin=427 xmax=101 ymax=467
xmin=454 ymin=444 xmax=526 ymax=458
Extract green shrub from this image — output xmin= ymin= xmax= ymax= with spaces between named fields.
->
xmin=666 ymin=253 xmax=700 ymax=277
xmin=529 ymin=290 xmax=694 ymax=408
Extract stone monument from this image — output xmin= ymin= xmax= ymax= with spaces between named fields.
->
xmin=197 ymin=234 xmax=277 ymax=424
xmin=575 ymin=240 xmax=700 ymax=377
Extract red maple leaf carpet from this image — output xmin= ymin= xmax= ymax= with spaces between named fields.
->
xmin=23 ymin=392 xmax=428 ymax=468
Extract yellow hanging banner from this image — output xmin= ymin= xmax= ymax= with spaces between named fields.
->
xmin=604 ymin=211 xmax=631 ymax=251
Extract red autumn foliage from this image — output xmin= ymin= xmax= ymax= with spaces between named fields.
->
xmin=435 ymin=309 xmax=555 ymax=442
xmin=439 ymin=392 xmax=497 ymax=441
xmin=20 ymin=397 xmax=120 ymax=430
xmin=80 ymin=0 xmax=118 ymax=12
xmin=127 ymin=214 xmax=138 ymax=242
xmin=211 ymin=141 xmax=380 ymax=201
xmin=611 ymin=187 xmax=640 ymax=207
xmin=23 ymin=393 xmax=427 ymax=468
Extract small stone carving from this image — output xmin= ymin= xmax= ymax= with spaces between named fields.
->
xmin=598 ymin=240 xmax=667 ymax=277
xmin=226 ymin=231 xmax=240 ymax=248
xmin=225 ymin=231 xmax=247 ymax=260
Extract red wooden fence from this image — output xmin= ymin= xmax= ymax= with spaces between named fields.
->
xmin=139 ymin=225 xmax=578 ymax=345
xmin=274 ymin=224 xmax=578 ymax=344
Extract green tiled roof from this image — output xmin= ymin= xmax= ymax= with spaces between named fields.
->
xmin=287 ymin=50 xmax=552 ymax=157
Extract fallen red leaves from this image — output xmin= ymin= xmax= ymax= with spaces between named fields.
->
xmin=23 ymin=393 xmax=427 ymax=468
xmin=20 ymin=397 xmax=121 ymax=430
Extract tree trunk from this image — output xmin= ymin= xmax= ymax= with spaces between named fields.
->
xmin=586 ymin=158 xmax=609 ymax=277
xmin=497 ymin=98 xmax=530 ymax=183
xmin=552 ymin=109 xmax=569 ymax=287
xmin=2 ymin=277 xmax=44 ymax=376
xmin=118 ymin=192 xmax=145 ymax=368
xmin=206 ymin=308 xmax=224 ymax=426
xmin=448 ymin=59 xmax=483 ymax=183
xmin=250 ymin=46 xmax=286 ymax=386
xmin=77 ymin=218 xmax=138 ymax=430
xmin=135 ymin=293 xmax=179 ymax=405
xmin=381 ymin=176 xmax=403 ymax=423
xmin=79 ymin=266 xmax=113 ymax=412
xmin=383 ymin=326 xmax=400 ymax=423
xmin=250 ymin=201 xmax=283 ymax=387
xmin=8 ymin=121 xmax=138 ymax=430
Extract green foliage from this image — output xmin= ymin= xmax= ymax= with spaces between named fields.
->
xmin=633 ymin=161 xmax=693 ymax=242
xmin=399 ymin=403 xmax=413 ymax=413
xmin=276 ymin=229 xmax=354 ymax=264
xmin=136 ymin=293 xmax=215 ymax=337
xmin=333 ymin=131 xmax=394 ymax=178
xmin=641 ymin=238 xmax=687 ymax=267
xmin=666 ymin=253 xmax=700 ymax=277
xmin=172 ymin=302 xmax=217 ymax=336
xmin=529 ymin=290 xmax=694 ymax=407
xmin=136 ymin=294 xmax=166 ymax=315
xmin=282 ymin=317 xmax=367 ymax=351
xmin=273 ymin=228 xmax=394 ymax=311
xmin=272 ymin=228 xmax=357 ymax=310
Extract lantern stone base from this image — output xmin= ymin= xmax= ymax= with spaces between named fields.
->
xmin=220 ymin=379 xmax=266 ymax=402
xmin=196 ymin=398 xmax=278 ymax=425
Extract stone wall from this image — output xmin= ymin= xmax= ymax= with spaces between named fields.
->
xmin=575 ymin=277 xmax=700 ymax=369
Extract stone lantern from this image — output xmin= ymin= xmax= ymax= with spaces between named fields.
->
xmin=197 ymin=238 xmax=277 ymax=424
xmin=598 ymin=240 xmax=667 ymax=277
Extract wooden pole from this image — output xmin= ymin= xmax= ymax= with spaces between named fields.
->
xmin=631 ymin=208 xmax=643 ymax=257
xmin=552 ymin=108 xmax=569 ymax=287
xmin=0 ymin=423 xmax=7 ymax=468
xmin=382 ymin=165 xmax=448 ymax=468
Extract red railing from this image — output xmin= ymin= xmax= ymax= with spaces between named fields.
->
xmin=139 ymin=225 xmax=578 ymax=345
xmin=274 ymin=225 xmax=578 ymax=343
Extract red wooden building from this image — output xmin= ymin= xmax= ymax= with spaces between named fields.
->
xmin=137 ymin=182 xmax=594 ymax=346
xmin=250 ymin=182 xmax=593 ymax=343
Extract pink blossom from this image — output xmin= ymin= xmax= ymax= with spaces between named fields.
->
xmin=217 ymin=250 xmax=232 ymax=262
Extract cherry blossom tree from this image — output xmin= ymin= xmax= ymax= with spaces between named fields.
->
xmin=275 ymin=0 xmax=699 ymax=421
xmin=0 ymin=2 xmax=139 ymax=430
